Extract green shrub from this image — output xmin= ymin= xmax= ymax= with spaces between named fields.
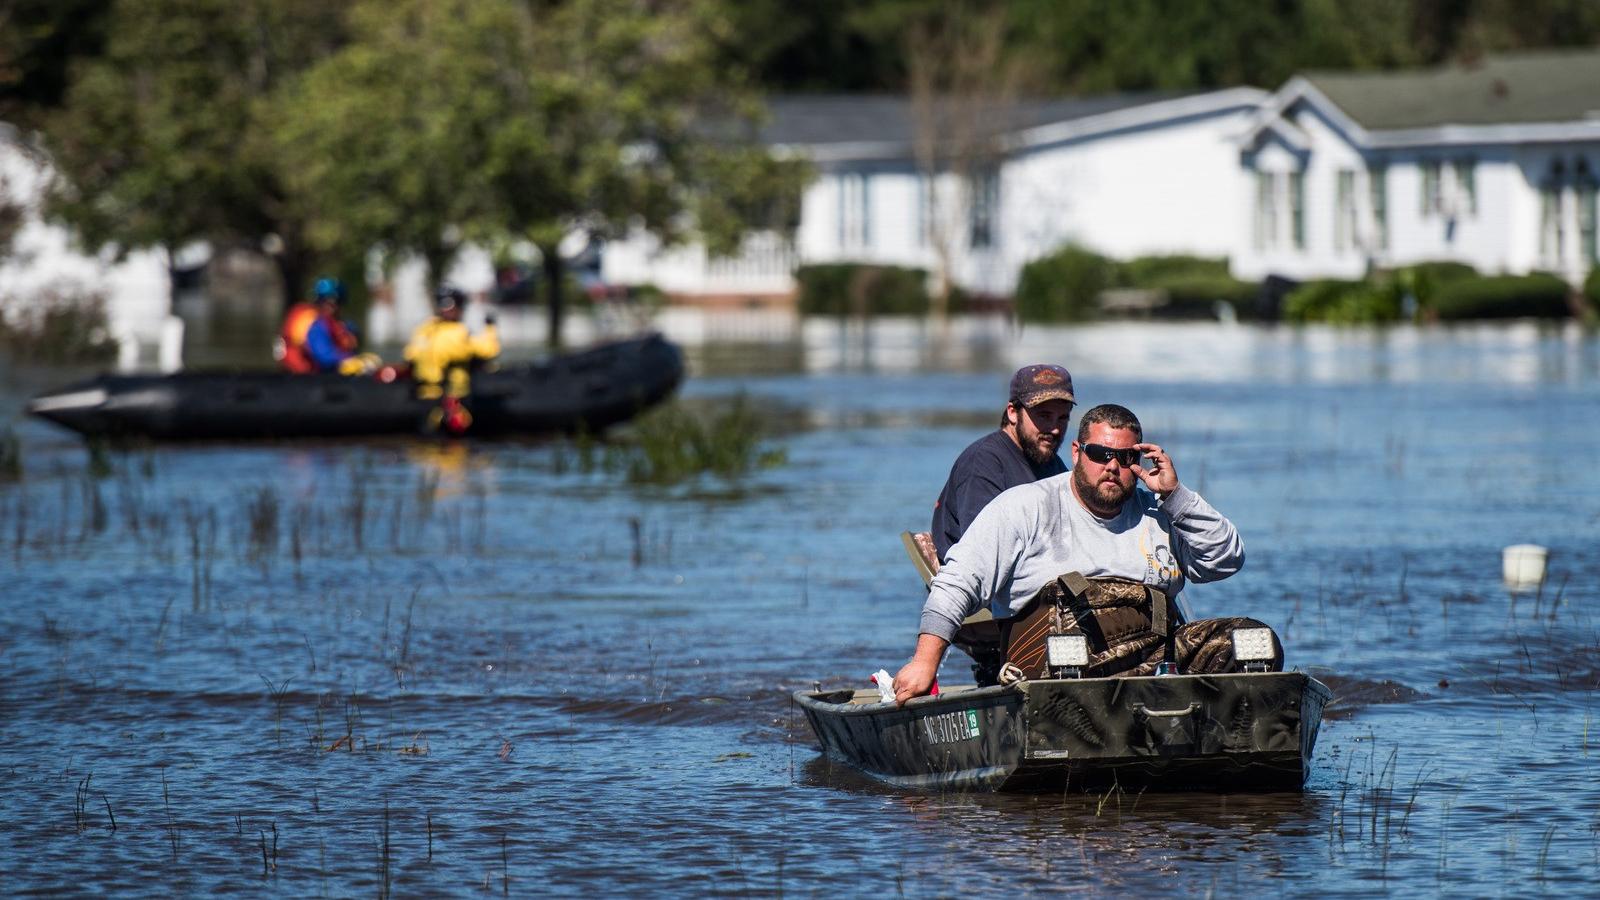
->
xmin=627 ymin=283 xmax=666 ymax=311
xmin=794 ymin=264 xmax=931 ymax=316
xmin=1429 ymin=273 xmax=1572 ymax=320
xmin=1119 ymin=254 xmax=1230 ymax=287
xmin=611 ymin=396 xmax=786 ymax=484
xmin=1284 ymin=279 xmax=1404 ymax=324
xmin=1582 ymin=268 xmax=1600 ymax=320
xmin=1014 ymin=245 xmax=1115 ymax=323
xmin=1390 ymin=261 xmax=1478 ymax=311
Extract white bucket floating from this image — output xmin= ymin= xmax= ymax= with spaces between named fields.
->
xmin=1502 ymin=544 xmax=1548 ymax=590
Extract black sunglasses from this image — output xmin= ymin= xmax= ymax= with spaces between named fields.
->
xmin=1080 ymin=444 xmax=1141 ymax=467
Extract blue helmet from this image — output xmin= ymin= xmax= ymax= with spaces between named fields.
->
xmin=434 ymin=284 xmax=466 ymax=312
xmin=313 ymin=277 xmax=346 ymax=304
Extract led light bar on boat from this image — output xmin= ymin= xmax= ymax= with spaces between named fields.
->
xmin=1046 ymin=634 xmax=1089 ymax=669
xmin=1232 ymin=627 xmax=1276 ymax=664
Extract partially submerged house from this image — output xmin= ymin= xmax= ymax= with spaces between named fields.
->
xmin=1234 ymin=48 xmax=1600 ymax=285
xmin=604 ymin=89 xmax=1266 ymax=302
xmin=608 ymin=48 xmax=1600 ymax=306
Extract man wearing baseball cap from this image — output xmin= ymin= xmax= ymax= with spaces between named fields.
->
xmin=929 ymin=364 xmax=1075 ymax=562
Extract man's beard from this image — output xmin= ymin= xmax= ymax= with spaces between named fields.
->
xmin=1021 ymin=432 xmax=1058 ymax=466
xmin=1073 ymin=464 xmax=1131 ymax=516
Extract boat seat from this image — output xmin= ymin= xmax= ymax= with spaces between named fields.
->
xmin=900 ymin=531 xmax=941 ymax=587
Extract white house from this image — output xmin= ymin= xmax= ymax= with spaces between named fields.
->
xmin=1234 ymin=49 xmax=1600 ymax=285
xmin=604 ymin=89 xmax=1265 ymax=301
xmin=0 ymin=124 xmax=178 ymax=368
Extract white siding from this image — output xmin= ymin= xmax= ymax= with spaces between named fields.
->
xmin=1001 ymin=109 xmax=1257 ymax=292
xmin=1236 ymin=90 xmax=1600 ymax=286
xmin=0 ymin=130 xmax=172 ymax=361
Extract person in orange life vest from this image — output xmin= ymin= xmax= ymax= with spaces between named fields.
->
xmin=277 ymin=277 xmax=362 ymax=373
xmin=404 ymin=285 xmax=500 ymax=401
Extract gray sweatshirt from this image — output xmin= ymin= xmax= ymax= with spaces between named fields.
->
xmin=918 ymin=474 xmax=1244 ymax=642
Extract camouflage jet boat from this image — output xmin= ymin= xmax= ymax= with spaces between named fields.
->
xmin=795 ymin=670 xmax=1331 ymax=792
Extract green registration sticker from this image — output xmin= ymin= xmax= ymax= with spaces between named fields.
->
xmin=966 ymin=709 xmax=980 ymax=735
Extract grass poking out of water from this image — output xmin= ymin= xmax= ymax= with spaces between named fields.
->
xmin=609 ymin=396 xmax=786 ymax=485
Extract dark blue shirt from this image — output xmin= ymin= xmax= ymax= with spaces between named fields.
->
xmin=931 ymin=429 xmax=1066 ymax=561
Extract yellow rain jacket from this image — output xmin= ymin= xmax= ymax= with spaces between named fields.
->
xmin=403 ymin=318 xmax=500 ymax=399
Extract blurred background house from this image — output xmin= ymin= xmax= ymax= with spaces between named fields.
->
xmin=1235 ymin=49 xmax=1600 ymax=285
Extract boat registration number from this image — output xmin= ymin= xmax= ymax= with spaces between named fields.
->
xmin=923 ymin=709 xmax=981 ymax=745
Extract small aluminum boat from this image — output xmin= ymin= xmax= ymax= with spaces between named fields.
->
xmin=795 ymin=671 xmax=1331 ymax=792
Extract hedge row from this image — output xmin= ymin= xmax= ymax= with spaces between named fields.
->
xmin=796 ymin=264 xmax=970 ymax=316
xmin=1431 ymin=273 xmax=1571 ymax=320
xmin=1283 ymin=263 xmax=1575 ymax=323
xmin=1015 ymin=247 xmax=1253 ymax=323
xmin=799 ymin=252 xmax=1584 ymax=323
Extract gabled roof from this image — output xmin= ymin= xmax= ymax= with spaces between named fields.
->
xmin=760 ymin=90 xmax=1262 ymax=162
xmin=1240 ymin=48 xmax=1600 ymax=151
xmin=1305 ymin=48 xmax=1600 ymax=130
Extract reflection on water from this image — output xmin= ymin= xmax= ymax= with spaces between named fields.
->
xmin=2 ymin=322 xmax=1599 ymax=895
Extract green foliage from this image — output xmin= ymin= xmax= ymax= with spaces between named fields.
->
xmin=722 ymin=0 xmax=1600 ymax=95
xmin=1279 ymin=264 xmax=1573 ymax=324
xmin=0 ymin=287 xmax=118 ymax=362
xmin=1583 ymin=266 xmax=1600 ymax=317
xmin=1393 ymin=261 xmax=1478 ymax=310
xmin=1014 ymin=244 xmax=1115 ymax=323
xmin=1118 ymin=254 xmax=1231 ymax=286
xmin=0 ymin=0 xmax=114 ymax=127
xmin=1114 ymin=255 xmax=1252 ymax=319
xmin=613 ymin=397 xmax=787 ymax=484
xmin=1428 ymin=273 xmax=1573 ymax=321
xmin=41 ymin=0 xmax=349 ymax=303
xmin=1283 ymin=279 xmax=1405 ymax=324
xmin=795 ymin=264 xmax=932 ymax=316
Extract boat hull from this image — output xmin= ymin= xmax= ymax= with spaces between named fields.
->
xmin=27 ymin=334 xmax=683 ymax=441
xmin=796 ymin=671 xmax=1331 ymax=792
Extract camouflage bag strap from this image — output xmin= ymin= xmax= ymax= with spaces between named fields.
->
xmin=1149 ymin=585 xmax=1169 ymax=639
xmin=1000 ymin=572 xmax=1096 ymax=679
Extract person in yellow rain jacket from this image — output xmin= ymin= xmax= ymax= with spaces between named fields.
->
xmin=404 ymin=285 xmax=501 ymax=402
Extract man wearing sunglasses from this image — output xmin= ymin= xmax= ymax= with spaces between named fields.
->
xmin=895 ymin=403 xmax=1277 ymax=704
xmin=929 ymin=364 xmax=1075 ymax=564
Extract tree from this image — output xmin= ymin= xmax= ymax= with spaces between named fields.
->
xmin=905 ymin=1 xmax=1033 ymax=324
xmin=40 ymin=0 xmax=348 ymax=306
xmin=279 ymin=0 xmax=805 ymax=347
xmin=0 ymin=0 xmax=114 ymax=128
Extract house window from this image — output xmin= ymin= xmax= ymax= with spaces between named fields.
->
xmin=1335 ymin=169 xmax=1356 ymax=252
xmin=1254 ymin=171 xmax=1275 ymax=249
xmin=1540 ymin=161 xmax=1565 ymax=264
xmin=1289 ymin=170 xmax=1306 ymax=250
xmin=837 ymin=173 xmax=870 ymax=249
xmin=1421 ymin=161 xmax=1442 ymax=215
xmin=968 ymin=168 xmax=999 ymax=250
xmin=1369 ymin=165 xmax=1389 ymax=250
xmin=1579 ymin=161 xmax=1598 ymax=266
xmin=1452 ymin=159 xmax=1477 ymax=216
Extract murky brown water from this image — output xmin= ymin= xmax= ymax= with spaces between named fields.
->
xmin=2 ymin=319 xmax=1599 ymax=895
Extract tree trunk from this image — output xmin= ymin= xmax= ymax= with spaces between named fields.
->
xmin=541 ymin=243 xmax=565 ymax=349
xmin=273 ymin=248 xmax=311 ymax=312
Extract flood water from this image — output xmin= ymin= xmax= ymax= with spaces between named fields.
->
xmin=3 ymin=318 xmax=1600 ymax=896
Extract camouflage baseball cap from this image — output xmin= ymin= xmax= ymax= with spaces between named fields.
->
xmin=1008 ymin=364 xmax=1075 ymax=407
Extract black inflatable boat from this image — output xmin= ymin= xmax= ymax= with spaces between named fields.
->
xmin=27 ymin=333 xmax=683 ymax=441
